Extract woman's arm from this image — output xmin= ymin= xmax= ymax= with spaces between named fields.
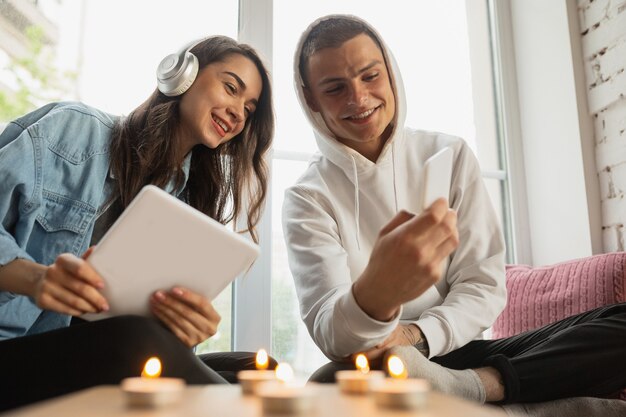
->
xmin=0 ymin=250 xmax=110 ymax=316
xmin=0 ymin=115 xmax=111 ymax=317
xmin=0 ymin=258 xmax=46 ymax=297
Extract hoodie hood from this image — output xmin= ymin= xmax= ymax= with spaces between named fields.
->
xmin=293 ymin=14 xmax=408 ymax=173
xmin=293 ymin=15 xmax=409 ymax=248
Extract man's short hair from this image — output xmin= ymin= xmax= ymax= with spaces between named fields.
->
xmin=299 ymin=16 xmax=384 ymax=87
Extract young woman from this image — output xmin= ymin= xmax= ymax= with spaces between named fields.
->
xmin=0 ymin=35 xmax=275 ymax=410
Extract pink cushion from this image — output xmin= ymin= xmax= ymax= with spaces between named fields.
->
xmin=492 ymin=252 xmax=626 ymax=339
xmin=492 ymin=252 xmax=626 ymax=400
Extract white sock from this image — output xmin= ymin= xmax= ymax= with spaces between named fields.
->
xmin=386 ymin=345 xmax=486 ymax=403
xmin=501 ymin=397 xmax=626 ymax=417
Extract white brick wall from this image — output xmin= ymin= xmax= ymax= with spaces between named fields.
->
xmin=579 ymin=0 xmax=626 ymax=251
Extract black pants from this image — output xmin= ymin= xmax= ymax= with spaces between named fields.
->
xmin=0 ymin=315 xmax=275 ymax=411
xmin=309 ymin=303 xmax=626 ymax=404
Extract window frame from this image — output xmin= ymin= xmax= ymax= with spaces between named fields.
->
xmin=231 ymin=0 xmax=274 ymax=352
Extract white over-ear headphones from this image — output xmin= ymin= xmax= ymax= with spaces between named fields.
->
xmin=156 ymin=39 xmax=203 ymax=97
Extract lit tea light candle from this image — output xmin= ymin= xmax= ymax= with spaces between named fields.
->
xmin=335 ymin=354 xmax=385 ymax=394
xmin=121 ymin=357 xmax=185 ymax=408
xmin=237 ymin=349 xmax=277 ymax=395
xmin=372 ymin=355 xmax=430 ymax=409
xmin=258 ymin=363 xmax=317 ymax=414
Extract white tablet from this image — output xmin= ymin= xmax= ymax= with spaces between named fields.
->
xmin=421 ymin=147 xmax=454 ymax=211
xmin=83 ymin=185 xmax=259 ymax=320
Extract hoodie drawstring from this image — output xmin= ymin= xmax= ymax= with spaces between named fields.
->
xmin=350 ymin=155 xmax=361 ymax=250
xmin=391 ymin=140 xmax=399 ymax=213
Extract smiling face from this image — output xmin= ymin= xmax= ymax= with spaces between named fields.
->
xmin=304 ymin=33 xmax=395 ymax=161
xmin=178 ymin=53 xmax=263 ymax=153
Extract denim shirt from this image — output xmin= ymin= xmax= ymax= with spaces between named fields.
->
xmin=0 ymin=102 xmax=190 ymax=339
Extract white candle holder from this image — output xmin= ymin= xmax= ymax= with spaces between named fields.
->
xmin=238 ymin=369 xmax=278 ymax=395
xmin=257 ymin=381 xmax=318 ymax=414
xmin=372 ymin=378 xmax=430 ymax=409
xmin=335 ymin=370 xmax=385 ymax=394
xmin=120 ymin=376 xmax=185 ymax=408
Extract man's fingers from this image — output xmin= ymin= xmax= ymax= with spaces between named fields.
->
xmin=379 ymin=210 xmax=415 ymax=236
xmin=376 ymin=327 xmax=403 ymax=349
xmin=425 ymin=198 xmax=449 ymax=215
xmin=363 ymin=346 xmax=387 ymax=361
xmin=414 ymin=199 xmax=449 ymax=229
xmin=387 ymin=199 xmax=450 ymax=242
xmin=434 ymin=232 xmax=460 ymax=262
xmin=421 ymin=209 xmax=458 ymax=248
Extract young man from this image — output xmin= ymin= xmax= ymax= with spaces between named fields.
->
xmin=282 ymin=14 xmax=626 ymax=405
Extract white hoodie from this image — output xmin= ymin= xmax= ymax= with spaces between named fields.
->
xmin=282 ymin=15 xmax=506 ymax=361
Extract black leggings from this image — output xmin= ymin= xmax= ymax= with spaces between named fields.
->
xmin=434 ymin=302 xmax=626 ymax=403
xmin=309 ymin=303 xmax=626 ymax=404
xmin=0 ymin=315 xmax=271 ymax=411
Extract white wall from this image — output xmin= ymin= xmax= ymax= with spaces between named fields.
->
xmin=578 ymin=0 xmax=626 ymax=252
xmin=508 ymin=0 xmax=602 ymax=265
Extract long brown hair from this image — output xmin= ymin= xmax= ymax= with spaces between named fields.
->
xmin=109 ymin=36 xmax=273 ymax=242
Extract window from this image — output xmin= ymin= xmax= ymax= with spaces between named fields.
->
xmin=1 ymin=0 xmax=513 ymax=379
xmin=76 ymin=0 xmax=238 ymax=115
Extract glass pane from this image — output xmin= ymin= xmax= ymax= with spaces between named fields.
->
xmin=271 ymin=158 xmax=329 ymax=376
xmin=196 ymin=285 xmax=232 ymax=353
xmin=483 ymin=177 xmax=504 ymax=229
xmin=78 ymin=0 xmax=238 ymax=114
xmin=0 ymin=1 xmax=238 ymax=117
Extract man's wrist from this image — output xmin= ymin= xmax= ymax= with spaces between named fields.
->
xmin=409 ymin=324 xmax=430 ymax=357
xmin=352 ymin=280 xmax=399 ymax=322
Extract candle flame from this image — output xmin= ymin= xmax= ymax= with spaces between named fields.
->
xmin=387 ymin=355 xmax=408 ymax=379
xmin=355 ymin=354 xmax=370 ymax=374
xmin=256 ymin=349 xmax=269 ymax=370
xmin=275 ymin=363 xmax=294 ymax=383
xmin=141 ymin=357 xmax=162 ymax=379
